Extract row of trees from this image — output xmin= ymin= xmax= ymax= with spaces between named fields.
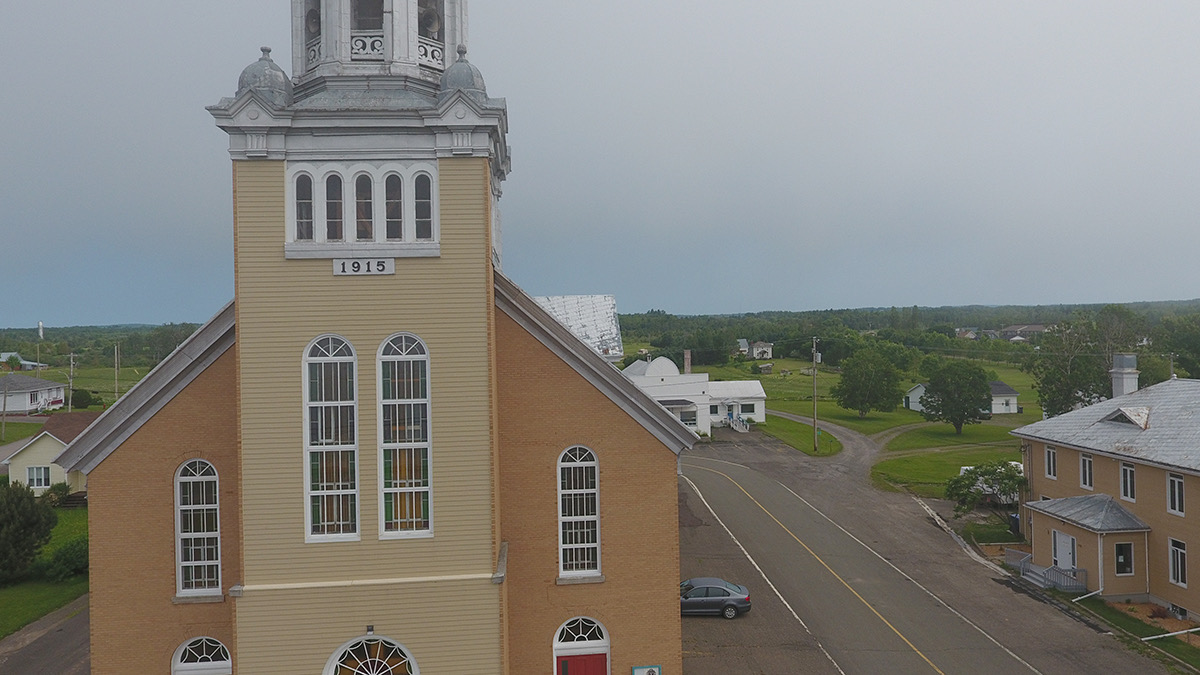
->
xmin=0 ymin=323 xmax=198 ymax=370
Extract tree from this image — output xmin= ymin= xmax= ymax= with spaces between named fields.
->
xmin=944 ymin=460 xmax=1026 ymax=517
xmin=0 ymin=481 xmax=58 ymax=585
xmin=829 ymin=349 xmax=904 ymax=418
xmin=1023 ymin=318 xmax=1107 ymax=417
xmin=4 ymin=354 xmax=19 ymax=371
xmin=919 ymin=360 xmax=991 ymax=434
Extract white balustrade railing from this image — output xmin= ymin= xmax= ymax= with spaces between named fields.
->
xmin=351 ymin=31 xmax=385 ymax=60
xmin=418 ymin=36 xmax=445 ymax=69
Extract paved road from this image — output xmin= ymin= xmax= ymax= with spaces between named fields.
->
xmin=0 ymin=594 xmax=89 ymax=675
xmin=680 ymin=420 xmax=1169 ymax=674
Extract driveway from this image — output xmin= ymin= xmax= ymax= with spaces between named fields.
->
xmin=680 ymin=422 xmax=1168 ymax=674
xmin=0 ymin=594 xmax=89 ymax=675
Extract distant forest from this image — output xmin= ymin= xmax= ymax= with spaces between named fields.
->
xmin=619 ymin=298 xmax=1200 ymax=381
xmin=0 ymin=323 xmax=199 ymax=369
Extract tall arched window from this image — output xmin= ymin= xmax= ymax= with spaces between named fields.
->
xmin=326 ymin=175 xmax=344 ymax=241
xmin=414 ymin=174 xmax=433 ymax=241
xmin=176 ymin=460 xmax=220 ymax=596
xmin=306 ymin=336 xmax=358 ymax=539
xmin=173 ymin=637 xmax=232 ymax=675
xmin=385 ymin=175 xmax=403 ymax=240
xmin=355 ymin=174 xmax=374 ymax=241
xmin=324 ymin=636 xmax=419 ymax=675
xmin=558 ymin=446 xmax=599 ymax=576
xmin=379 ymin=334 xmax=431 ymax=536
xmin=296 ymin=174 xmax=314 ymax=241
xmin=553 ymin=617 xmax=609 ymax=674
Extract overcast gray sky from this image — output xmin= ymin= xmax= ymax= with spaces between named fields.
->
xmin=3 ymin=1 xmax=1200 ymax=328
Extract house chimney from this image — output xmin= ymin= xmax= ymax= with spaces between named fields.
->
xmin=683 ymin=350 xmax=692 ymax=374
xmin=1110 ymin=353 xmax=1139 ymax=398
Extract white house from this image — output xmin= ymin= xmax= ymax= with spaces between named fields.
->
xmin=750 ymin=341 xmax=773 ymax=360
xmin=904 ymin=380 xmax=1020 ymax=415
xmin=0 ymin=373 xmax=66 ymax=415
xmin=622 ymin=356 xmax=766 ymax=435
xmin=2 ymin=411 xmax=99 ymax=495
xmin=1 ymin=352 xmax=46 ymax=371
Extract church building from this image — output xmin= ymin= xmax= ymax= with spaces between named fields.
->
xmin=59 ymin=2 xmax=694 ymax=673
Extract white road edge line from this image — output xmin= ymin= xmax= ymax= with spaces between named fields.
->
xmin=682 ymin=474 xmax=847 ymax=675
xmin=684 ymin=456 xmax=1042 ymax=675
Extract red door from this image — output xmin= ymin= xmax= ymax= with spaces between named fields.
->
xmin=557 ymin=652 xmax=607 ymax=675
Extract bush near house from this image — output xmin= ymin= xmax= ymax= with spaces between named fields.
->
xmin=0 ymin=482 xmax=57 ymax=585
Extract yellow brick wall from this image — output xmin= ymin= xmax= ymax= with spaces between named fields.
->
xmin=496 ymin=310 xmax=683 ymax=674
xmin=88 ymin=347 xmax=241 ymax=674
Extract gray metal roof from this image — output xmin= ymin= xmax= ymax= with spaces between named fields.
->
xmin=1025 ymin=494 xmax=1150 ymax=533
xmin=1012 ymin=378 xmax=1200 ymax=473
xmin=533 ymin=295 xmax=624 ymax=362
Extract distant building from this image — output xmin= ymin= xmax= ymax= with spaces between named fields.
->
xmin=0 ymin=373 xmax=65 ymax=414
xmin=2 ymin=411 xmax=100 ymax=495
xmin=1000 ymin=324 xmax=1048 ymax=341
xmin=750 ymin=341 xmax=774 ymax=360
xmin=623 ymin=356 xmax=766 ymax=435
xmin=904 ymin=380 xmax=1019 ymax=415
xmin=1 ymin=352 xmax=46 ymax=371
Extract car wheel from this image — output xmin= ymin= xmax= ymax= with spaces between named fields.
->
xmin=722 ymin=605 xmax=738 ymax=620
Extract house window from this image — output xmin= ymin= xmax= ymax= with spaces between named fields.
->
xmin=385 ymin=175 xmax=403 ymax=240
xmin=1045 ymin=446 xmax=1057 ymax=479
xmin=1170 ymin=473 xmax=1185 ymax=516
xmin=29 ymin=392 xmax=39 ymax=405
xmin=324 ymin=636 xmax=416 ymax=675
xmin=680 ymin=410 xmax=697 ymax=427
xmin=1121 ymin=463 xmax=1136 ymax=501
xmin=326 ymin=175 xmax=344 ymax=241
xmin=1171 ymin=539 xmax=1188 ymax=587
xmin=296 ymin=174 xmax=314 ymax=241
xmin=355 ymin=175 xmax=373 ymax=241
xmin=26 ymin=466 xmax=51 ymax=489
xmin=305 ymin=336 xmax=359 ymax=539
xmin=1115 ymin=542 xmax=1134 ymax=576
xmin=379 ymin=334 xmax=431 ymax=536
xmin=1080 ymin=454 xmax=1093 ymax=490
xmin=176 ymin=460 xmax=221 ymax=595
xmin=709 ymin=405 xmax=719 ymax=416
xmin=172 ymin=637 xmax=232 ymax=675
xmin=559 ymin=446 xmax=600 ymax=576
xmin=553 ymin=617 xmax=610 ymax=674
xmin=740 ymin=403 xmax=755 ymax=415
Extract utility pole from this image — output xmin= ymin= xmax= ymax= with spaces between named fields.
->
xmin=68 ymin=353 xmax=76 ymax=413
xmin=114 ymin=343 xmax=120 ymax=403
xmin=812 ymin=337 xmax=819 ymax=453
xmin=1 ymin=374 xmax=8 ymax=442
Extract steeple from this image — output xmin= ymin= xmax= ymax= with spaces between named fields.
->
xmin=292 ymin=0 xmax=466 ymax=94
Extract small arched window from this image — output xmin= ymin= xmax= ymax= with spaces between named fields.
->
xmin=176 ymin=460 xmax=220 ymax=596
xmin=385 ymin=175 xmax=403 ymax=240
xmin=380 ymin=334 xmax=431 ymax=535
xmin=324 ymin=636 xmax=419 ymax=675
xmin=415 ymin=174 xmax=433 ymax=241
xmin=306 ymin=336 xmax=358 ymax=538
xmin=296 ymin=175 xmax=314 ymax=241
xmin=173 ymin=637 xmax=232 ymax=674
xmin=558 ymin=447 xmax=599 ymax=576
xmin=326 ymin=175 xmax=344 ymax=241
xmin=553 ymin=617 xmax=610 ymax=672
xmin=355 ymin=175 xmax=374 ymax=241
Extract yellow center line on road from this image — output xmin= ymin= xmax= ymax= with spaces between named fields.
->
xmin=687 ymin=463 xmax=946 ymax=675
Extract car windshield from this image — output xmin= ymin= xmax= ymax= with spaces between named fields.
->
xmin=722 ymin=581 xmax=742 ymax=593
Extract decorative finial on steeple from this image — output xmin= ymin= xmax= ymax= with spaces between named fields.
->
xmin=457 ymin=44 xmax=468 ymax=60
xmin=260 ymin=46 xmax=273 ymax=60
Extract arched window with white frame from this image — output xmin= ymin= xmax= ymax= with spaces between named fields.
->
xmin=558 ymin=446 xmax=600 ymax=577
xmin=295 ymin=174 xmax=314 ymax=241
xmin=176 ymin=460 xmax=221 ymax=596
xmin=355 ymin=174 xmax=374 ymax=241
xmin=553 ymin=617 xmax=609 ymax=675
xmin=379 ymin=334 xmax=431 ymax=536
xmin=172 ymin=636 xmax=231 ymax=675
xmin=326 ymin=174 xmax=345 ymax=241
xmin=414 ymin=173 xmax=434 ymax=240
xmin=306 ymin=336 xmax=359 ymax=539
xmin=385 ymin=174 xmax=403 ymax=241
xmin=323 ymin=635 xmax=419 ymax=675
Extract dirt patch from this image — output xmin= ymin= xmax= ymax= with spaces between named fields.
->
xmin=1116 ymin=602 xmax=1200 ymax=645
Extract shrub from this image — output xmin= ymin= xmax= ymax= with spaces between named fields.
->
xmin=45 ymin=535 xmax=88 ymax=581
xmin=70 ymin=389 xmax=95 ymax=409
xmin=0 ymin=482 xmax=58 ymax=584
xmin=39 ymin=482 xmax=71 ymax=507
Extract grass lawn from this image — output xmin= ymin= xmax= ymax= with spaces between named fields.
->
xmin=961 ymin=513 xmax=1020 ymax=544
xmin=759 ymin=414 xmax=843 ymax=457
xmin=0 ymin=421 xmax=43 ymax=445
xmin=0 ymin=508 xmax=89 ymax=640
xmin=885 ymin=423 xmax=1019 ymax=452
xmin=22 ymin=365 xmax=146 ymax=404
xmin=872 ymin=448 xmax=1021 ymax=498
xmin=1075 ymin=596 xmax=1200 ymax=668
xmin=770 ymin=399 xmax=925 ymax=436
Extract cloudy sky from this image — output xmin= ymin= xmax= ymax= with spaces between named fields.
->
xmin=3 ymin=1 xmax=1200 ymax=328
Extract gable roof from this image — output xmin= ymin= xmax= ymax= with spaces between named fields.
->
xmin=533 ymin=295 xmax=624 ymax=361
xmin=1025 ymin=494 xmax=1149 ymax=533
xmin=0 ymin=373 xmax=63 ymax=394
xmin=1012 ymin=377 xmax=1200 ymax=473
xmin=57 ymin=302 xmax=235 ymax=474
xmin=495 ymin=273 xmax=696 ymax=455
xmin=989 ymin=381 xmax=1019 ymax=397
xmin=1 ymin=411 xmax=105 ymax=466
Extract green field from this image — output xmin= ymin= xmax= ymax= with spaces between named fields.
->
xmin=0 ymin=507 xmax=89 ymax=639
xmin=871 ymin=448 xmax=1021 ymax=498
xmin=758 ymin=414 xmax=843 ymax=457
xmin=885 ymin=423 xmax=1020 ymax=452
xmin=0 ymin=422 xmax=43 ymax=445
